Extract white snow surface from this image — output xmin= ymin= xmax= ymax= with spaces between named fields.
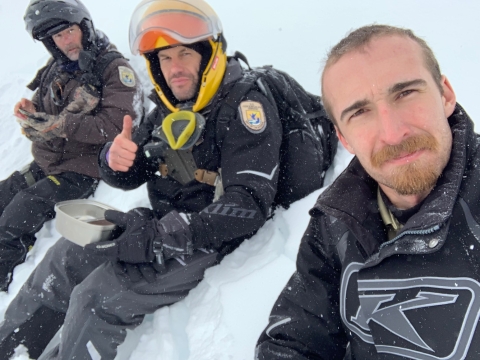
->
xmin=0 ymin=0 xmax=479 ymax=359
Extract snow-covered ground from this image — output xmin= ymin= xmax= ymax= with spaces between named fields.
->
xmin=0 ymin=0 xmax=479 ymax=359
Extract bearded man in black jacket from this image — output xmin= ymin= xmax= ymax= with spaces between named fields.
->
xmin=257 ymin=24 xmax=480 ymax=360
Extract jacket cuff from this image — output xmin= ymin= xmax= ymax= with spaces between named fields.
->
xmin=98 ymin=142 xmax=112 ymax=168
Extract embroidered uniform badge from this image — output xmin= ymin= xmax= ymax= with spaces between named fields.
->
xmin=118 ymin=66 xmax=136 ymax=87
xmin=239 ymin=101 xmax=266 ymax=133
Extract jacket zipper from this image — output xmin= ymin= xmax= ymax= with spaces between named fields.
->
xmin=379 ymin=224 xmax=441 ymax=250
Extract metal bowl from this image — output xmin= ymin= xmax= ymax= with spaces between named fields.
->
xmin=54 ymin=199 xmax=120 ymax=247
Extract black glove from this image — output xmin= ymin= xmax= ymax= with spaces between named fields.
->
xmin=85 ymin=208 xmax=194 ymax=269
xmin=156 ymin=210 xmax=194 ymax=260
xmin=84 ymin=207 xmax=159 ymax=264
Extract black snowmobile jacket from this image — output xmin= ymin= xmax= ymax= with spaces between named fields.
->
xmin=256 ymin=104 xmax=480 ymax=360
xmin=99 ymin=58 xmax=283 ymax=256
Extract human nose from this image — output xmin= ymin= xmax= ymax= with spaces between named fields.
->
xmin=63 ymin=33 xmax=75 ymax=44
xmin=377 ymin=104 xmax=410 ymax=145
xmin=169 ymin=58 xmax=184 ymax=74
xmin=59 ymin=30 xmax=76 ymax=43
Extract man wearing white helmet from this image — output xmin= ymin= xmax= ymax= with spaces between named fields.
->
xmin=0 ymin=0 xmax=335 ymax=358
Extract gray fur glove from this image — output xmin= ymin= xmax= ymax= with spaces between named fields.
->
xmin=18 ymin=84 xmax=100 ymax=139
xmin=21 ymin=112 xmax=67 ymax=138
xmin=20 ymin=126 xmax=56 ymax=142
xmin=65 ymin=84 xmax=100 ymax=113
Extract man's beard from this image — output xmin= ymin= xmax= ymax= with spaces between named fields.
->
xmin=63 ymin=45 xmax=82 ymax=61
xmin=169 ymin=73 xmax=199 ymax=101
xmin=371 ymin=134 xmax=441 ymax=196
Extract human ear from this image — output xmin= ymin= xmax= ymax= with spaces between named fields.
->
xmin=335 ymin=126 xmax=354 ymax=154
xmin=441 ymin=75 xmax=456 ymax=117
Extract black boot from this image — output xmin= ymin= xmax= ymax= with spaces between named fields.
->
xmin=0 ymin=306 xmax=65 ymax=359
xmin=0 ymin=234 xmax=35 ymax=292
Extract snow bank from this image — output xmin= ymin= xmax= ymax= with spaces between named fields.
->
xmin=0 ymin=0 xmax=479 ymax=359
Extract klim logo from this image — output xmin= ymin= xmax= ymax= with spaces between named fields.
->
xmin=341 ymin=262 xmax=480 ymax=360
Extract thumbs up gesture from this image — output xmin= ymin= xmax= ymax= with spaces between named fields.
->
xmin=108 ymin=115 xmax=138 ymax=172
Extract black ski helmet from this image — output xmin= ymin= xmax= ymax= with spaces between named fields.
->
xmin=24 ymin=0 xmax=96 ymax=60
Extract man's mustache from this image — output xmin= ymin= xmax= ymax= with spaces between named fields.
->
xmin=371 ymin=134 xmax=438 ymax=167
xmin=65 ymin=45 xmax=81 ymax=52
xmin=169 ymin=72 xmax=194 ymax=81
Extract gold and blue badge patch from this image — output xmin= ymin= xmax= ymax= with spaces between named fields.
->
xmin=239 ymin=101 xmax=266 ymax=133
xmin=118 ymin=66 xmax=136 ymax=88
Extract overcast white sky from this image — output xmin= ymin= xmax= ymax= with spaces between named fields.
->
xmin=2 ymin=0 xmax=480 ymax=122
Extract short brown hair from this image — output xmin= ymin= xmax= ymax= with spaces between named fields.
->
xmin=321 ymin=24 xmax=443 ymax=125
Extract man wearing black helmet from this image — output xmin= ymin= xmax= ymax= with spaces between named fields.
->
xmin=0 ymin=0 xmax=142 ymax=292
xmin=0 ymin=0 xmax=336 ymax=359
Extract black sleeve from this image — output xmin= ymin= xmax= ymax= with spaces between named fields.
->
xmin=256 ymin=216 xmax=348 ymax=359
xmin=98 ymin=107 xmax=160 ymax=190
xmin=188 ymin=90 xmax=283 ymax=249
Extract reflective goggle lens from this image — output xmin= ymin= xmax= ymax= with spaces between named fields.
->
xmin=135 ymin=12 xmax=212 ymax=53
xmin=129 ymin=0 xmax=222 ymax=54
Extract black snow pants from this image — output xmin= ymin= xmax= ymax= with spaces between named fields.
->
xmin=0 ymin=162 xmax=97 ymax=291
xmin=0 ymin=238 xmax=219 ymax=360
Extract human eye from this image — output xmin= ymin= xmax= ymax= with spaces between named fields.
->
xmin=397 ymin=89 xmax=415 ymax=99
xmin=350 ymin=108 xmax=367 ymax=120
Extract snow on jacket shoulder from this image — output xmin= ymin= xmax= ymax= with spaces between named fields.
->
xmin=257 ymin=104 xmax=480 ymax=359
xmin=99 ymin=58 xmax=283 ymax=256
